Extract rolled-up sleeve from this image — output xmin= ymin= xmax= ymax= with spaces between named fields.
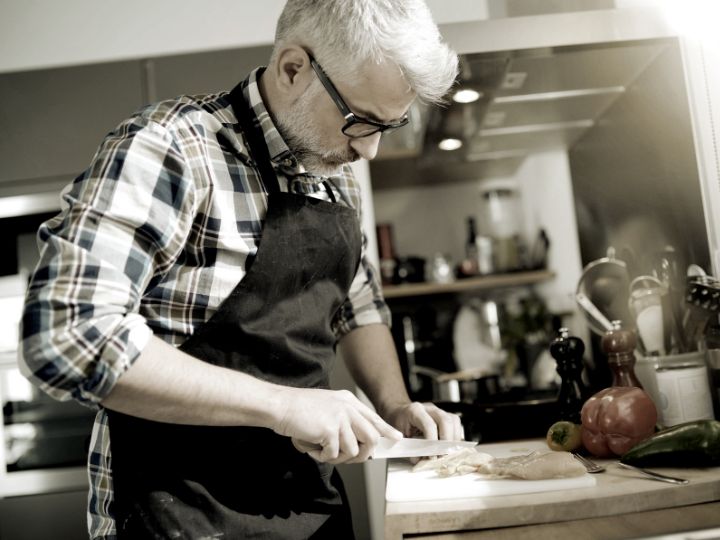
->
xmin=332 ymin=234 xmax=391 ymax=338
xmin=19 ymin=119 xmax=195 ymax=407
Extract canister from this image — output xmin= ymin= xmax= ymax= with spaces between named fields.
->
xmin=655 ymin=361 xmax=714 ymax=426
xmin=636 ymin=350 xmax=716 ymax=426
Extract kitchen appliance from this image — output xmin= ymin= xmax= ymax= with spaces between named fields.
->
xmin=478 ymin=179 xmax=524 ymax=272
xmin=0 ymin=274 xmax=95 ymax=497
xmin=385 ymin=439 xmax=596 ymax=502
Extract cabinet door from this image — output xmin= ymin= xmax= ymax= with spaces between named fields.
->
xmin=0 ymin=61 xmax=144 ymax=184
xmin=152 ymin=45 xmax=272 ymax=100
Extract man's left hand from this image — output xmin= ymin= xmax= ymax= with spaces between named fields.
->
xmin=382 ymin=402 xmax=464 ymax=441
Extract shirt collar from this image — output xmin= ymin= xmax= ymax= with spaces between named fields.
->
xmin=239 ymin=67 xmax=352 ymax=188
xmin=240 ymin=67 xmax=302 ymax=173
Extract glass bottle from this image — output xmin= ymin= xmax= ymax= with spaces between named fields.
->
xmin=464 ymin=217 xmax=479 ymax=275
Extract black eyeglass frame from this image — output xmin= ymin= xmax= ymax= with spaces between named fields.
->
xmin=308 ymin=54 xmax=409 ymax=138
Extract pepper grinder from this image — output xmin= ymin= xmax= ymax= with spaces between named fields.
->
xmin=602 ymin=320 xmax=644 ymax=388
xmin=550 ymin=328 xmax=587 ymax=424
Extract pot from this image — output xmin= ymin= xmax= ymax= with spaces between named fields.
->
xmin=413 ymin=365 xmax=501 ymax=403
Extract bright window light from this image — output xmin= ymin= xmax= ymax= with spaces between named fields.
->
xmin=655 ymin=0 xmax=720 ymax=47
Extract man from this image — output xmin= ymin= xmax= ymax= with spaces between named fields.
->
xmin=20 ymin=0 xmax=460 ymax=538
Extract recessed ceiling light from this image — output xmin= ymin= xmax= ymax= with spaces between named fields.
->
xmin=453 ymin=89 xmax=482 ymax=104
xmin=438 ymin=138 xmax=463 ymax=151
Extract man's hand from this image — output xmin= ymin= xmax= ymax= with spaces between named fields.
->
xmin=272 ymin=387 xmax=403 ymax=464
xmin=383 ymin=402 xmax=464 ymax=441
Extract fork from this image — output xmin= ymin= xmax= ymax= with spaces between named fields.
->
xmin=572 ymin=452 xmax=606 ymax=473
xmin=573 ymin=453 xmax=689 ymax=484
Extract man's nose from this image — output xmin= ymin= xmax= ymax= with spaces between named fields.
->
xmin=349 ymin=132 xmax=382 ymax=161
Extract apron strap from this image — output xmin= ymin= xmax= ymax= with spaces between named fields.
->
xmin=322 ymin=180 xmax=338 ymax=204
xmin=229 ymin=79 xmax=282 ymax=195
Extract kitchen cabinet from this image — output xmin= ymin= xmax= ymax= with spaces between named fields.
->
xmin=150 ymin=45 xmax=272 ymax=101
xmin=384 ymin=439 xmax=720 ymax=540
xmin=0 ymin=61 xmax=144 ymax=186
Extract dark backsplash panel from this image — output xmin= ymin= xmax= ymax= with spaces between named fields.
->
xmin=569 ymin=39 xmax=711 ymax=276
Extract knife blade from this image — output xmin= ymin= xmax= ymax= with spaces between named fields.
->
xmin=372 ymin=437 xmax=477 ymax=459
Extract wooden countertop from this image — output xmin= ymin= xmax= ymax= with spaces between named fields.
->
xmin=385 ymin=442 xmax=720 ymax=540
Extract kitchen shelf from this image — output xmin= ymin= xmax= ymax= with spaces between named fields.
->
xmin=382 ymin=269 xmax=555 ymax=299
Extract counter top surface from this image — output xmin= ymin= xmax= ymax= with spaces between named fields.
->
xmin=385 ymin=439 xmax=720 ymax=539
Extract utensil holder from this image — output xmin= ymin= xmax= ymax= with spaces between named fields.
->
xmin=635 ymin=350 xmax=716 ymax=427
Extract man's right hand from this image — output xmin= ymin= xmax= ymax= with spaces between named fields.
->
xmin=272 ymin=387 xmax=402 ymax=464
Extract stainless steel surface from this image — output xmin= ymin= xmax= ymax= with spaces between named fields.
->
xmin=576 ymin=292 xmax=613 ymax=333
xmin=618 ymin=462 xmax=689 ymax=485
xmin=576 ymin=248 xmax=631 ymax=335
xmin=374 ymin=34 xmax=671 ymax=188
xmin=373 ymin=437 xmax=478 ymax=460
xmin=573 ymin=452 xmax=606 ymax=473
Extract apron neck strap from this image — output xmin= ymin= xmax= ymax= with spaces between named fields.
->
xmin=322 ymin=181 xmax=337 ymax=204
xmin=229 ymin=79 xmax=282 ymax=195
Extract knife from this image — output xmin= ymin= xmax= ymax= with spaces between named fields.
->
xmin=293 ymin=437 xmax=477 ymax=459
xmin=373 ymin=437 xmax=478 ymax=459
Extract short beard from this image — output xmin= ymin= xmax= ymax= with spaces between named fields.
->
xmin=275 ymin=82 xmax=359 ymax=177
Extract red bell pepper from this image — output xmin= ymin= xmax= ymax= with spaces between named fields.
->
xmin=580 ymin=386 xmax=657 ymax=457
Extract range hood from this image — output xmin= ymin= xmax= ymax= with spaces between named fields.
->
xmin=373 ymin=7 xmax=678 ymax=188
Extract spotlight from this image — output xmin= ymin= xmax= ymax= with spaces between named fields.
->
xmin=453 ymin=89 xmax=482 ymax=104
xmin=438 ymin=138 xmax=463 ymax=151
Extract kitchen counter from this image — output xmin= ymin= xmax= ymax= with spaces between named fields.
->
xmin=384 ymin=440 xmax=720 ymax=540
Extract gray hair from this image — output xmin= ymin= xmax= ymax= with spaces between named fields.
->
xmin=270 ymin=0 xmax=459 ymax=104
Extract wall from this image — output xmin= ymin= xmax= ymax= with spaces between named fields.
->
xmin=0 ymin=0 xmax=490 ymax=74
xmin=371 ymin=150 xmax=583 ymax=319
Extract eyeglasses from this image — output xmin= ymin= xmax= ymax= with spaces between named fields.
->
xmin=308 ymin=54 xmax=409 ymax=138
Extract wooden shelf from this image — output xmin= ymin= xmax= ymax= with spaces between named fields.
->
xmin=382 ymin=269 xmax=555 ymax=299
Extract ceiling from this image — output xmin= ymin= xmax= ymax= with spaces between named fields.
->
xmin=372 ymin=39 xmax=670 ymax=190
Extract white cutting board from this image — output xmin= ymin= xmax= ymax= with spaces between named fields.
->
xmin=386 ymin=439 xmax=596 ymax=502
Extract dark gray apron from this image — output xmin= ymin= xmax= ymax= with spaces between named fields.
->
xmin=107 ymin=79 xmax=361 ymax=539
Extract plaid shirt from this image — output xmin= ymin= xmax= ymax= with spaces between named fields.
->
xmin=19 ymin=68 xmax=390 ymax=539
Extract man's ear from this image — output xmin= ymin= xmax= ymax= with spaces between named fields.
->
xmin=274 ymin=46 xmax=313 ymax=98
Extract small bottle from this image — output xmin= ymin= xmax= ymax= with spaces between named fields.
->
xmin=602 ymin=320 xmax=644 ymax=388
xmin=550 ymin=328 xmax=587 ymax=424
xmin=376 ymin=223 xmax=397 ymax=285
xmin=464 ymin=217 xmax=479 ymax=275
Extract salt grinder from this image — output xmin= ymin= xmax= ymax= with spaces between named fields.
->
xmin=602 ymin=320 xmax=644 ymax=388
xmin=550 ymin=328 xmax=587 ymax=424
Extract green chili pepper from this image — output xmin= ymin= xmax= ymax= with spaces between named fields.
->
xmin=620 ymin=419 xmax=720 ymax=467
